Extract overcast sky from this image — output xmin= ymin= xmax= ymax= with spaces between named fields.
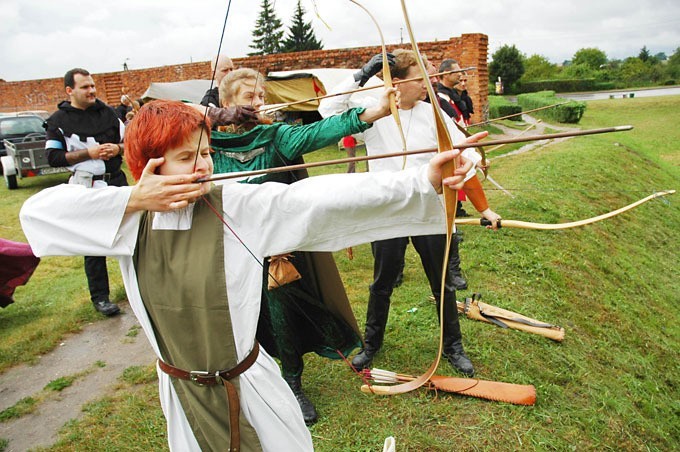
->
xmin=1 ymin=0 xmax=678 ymax=81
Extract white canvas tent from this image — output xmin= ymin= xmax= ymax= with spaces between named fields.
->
xmin=141 ymin=79 xmax=212 ymax=104
xmin=139 ymin=68 xmax=382 ymax=111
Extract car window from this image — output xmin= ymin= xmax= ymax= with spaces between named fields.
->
xmin=0 ymin=117 xmax=44 ymax=137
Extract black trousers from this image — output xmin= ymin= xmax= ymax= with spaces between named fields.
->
xmin=368 ymin=234 xmax=462 ymax=350
xmin=370 ymin=235 xmax=456 ymax=299
xmin=85 ymin=170 xmax=128 ymax=303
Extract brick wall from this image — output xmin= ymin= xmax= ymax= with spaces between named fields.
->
xmin=0 ymin=34 xmax=487 ymax=123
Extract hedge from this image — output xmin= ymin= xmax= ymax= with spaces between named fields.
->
xmin=516 ymin=91 xmax=586 ymax=124
xmin=488 ymin=95 xmax=522 ymax=121
xmin=516 ymin=79 xmax=616 ymax=94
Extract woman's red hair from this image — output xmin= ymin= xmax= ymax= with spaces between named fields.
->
xmin=124 ymin=100 xmax=211 ymax=180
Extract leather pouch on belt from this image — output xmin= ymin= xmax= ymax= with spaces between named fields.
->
xmin=267 ymin=254 xmax=301 ymax=290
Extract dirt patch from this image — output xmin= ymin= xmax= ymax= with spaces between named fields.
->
xmin=0 ymin=303 xmax=155 ymax=451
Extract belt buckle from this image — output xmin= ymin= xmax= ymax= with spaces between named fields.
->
xmin=102 ymin=173 xmax=111 ymax=182
xmin=189 ymin=370 xmax=223 ymax=386
xmin=190 ymin=370 xmax=210 ymax=386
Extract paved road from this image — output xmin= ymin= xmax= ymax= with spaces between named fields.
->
xmin=558 ymin=86 xmax=680 ymax=101
xmin=506 ymin=86 xmax=680 ymax=102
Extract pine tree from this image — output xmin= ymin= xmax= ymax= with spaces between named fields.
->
xmin=249 ymin=0 xmax=285 ymax=56
xmin=281 ymin=0 xmax=323 ymax=53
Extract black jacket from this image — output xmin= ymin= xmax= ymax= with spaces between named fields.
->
xmin=436 ymin=83 xmax=473 ymax=121
xmin=45 ymin=99 xmax=123 ymax=173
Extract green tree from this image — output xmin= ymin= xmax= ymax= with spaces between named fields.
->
xmin=281 ymin=0 xmax=323 ymax=53
xmin=638 ymin=46 xmax=651 ymax=62
xmin=489 ymin=44 xmax=525 ymax=92
xmin=561 ymin=63 xmax=596 ymax=79
xmin=521 ymin=54 xmax=558 ymax=81
xmin=249 ymin=0 xmax=284 ymax=56
xmin=664 ymin=47 xmax=680 ymax=80
xmin=572 ymin=48 xmax=607 ymax=70
xmin=617 ymin=56 xmax=663 ymax=85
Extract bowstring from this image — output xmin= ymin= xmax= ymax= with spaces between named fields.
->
xmin=193 ymin=0 xmax=234 ymax=172
xmin=180 ymin=0 xmax=339 ymax=373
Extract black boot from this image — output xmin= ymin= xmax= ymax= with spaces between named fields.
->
xmin=92 ymin=299 xmax=120 ymax=316
xmin=438 ymin=295 xmax=474 ymax=377
xmin=456 ymin=200 xmax=471 ymax=218
xmin=351 ymin=293 xmax=390 ymax=370
xmin=283 ymin=375 xmax=318 ymax=425
xmin=448 ymin=233 xmax=467 ymax=290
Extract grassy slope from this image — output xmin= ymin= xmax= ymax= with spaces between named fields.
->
xmin=1 ymin=96 xmax=678 ymax=451
xmin=307 ymin=95 xmax=680 ymax=451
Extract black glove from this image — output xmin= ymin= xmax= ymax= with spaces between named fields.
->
xmin=207 ymin=105 xmax=260 ymax=126
xmin=353 ymin=53 xmax=396 ymax=87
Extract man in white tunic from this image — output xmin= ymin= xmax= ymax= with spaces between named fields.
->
xmin=20 ymin=99 xmax=480 ymax=451
xmin=319 ymin=50 xmax=501 ymax=377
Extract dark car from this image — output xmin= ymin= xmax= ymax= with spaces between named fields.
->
xmin=0 ymin=114 xmax=46 ymax=157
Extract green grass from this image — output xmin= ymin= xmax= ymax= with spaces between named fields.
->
xmin=0 ymin=173 xmax=128 ymax=373
xmin=2 ymin=97 xmax=679 ymax=451
xmin=0 ymin=397 xmax=37 ymax=421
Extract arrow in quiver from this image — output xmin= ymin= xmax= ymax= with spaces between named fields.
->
xmin=362 ymin=368 xmax=536 ymax=406
xmin=457 ymin=293 xmax=565 ymax=342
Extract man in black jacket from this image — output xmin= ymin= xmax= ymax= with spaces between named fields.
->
xmin=436 ymin=58 xmax=474 ymax=126
xmin=44 ymin=68 xmax=128 ymax=316
xmin=200 ymin=54 xmax=234 ymax=108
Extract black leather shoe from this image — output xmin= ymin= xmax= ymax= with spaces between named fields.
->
xmin=443 ymin=350 xmax=474 ymax=377
xmin=451 ymin=274 xmax=468 ymax=291
xmin=284 ymin=376 xmax=318 ymax=425
xmin=350 ymin=349 xmax=376 ymax=371
xmin=457 ymin=207 xmax=471 ymax=218
xmin=93 ymin=299 xmax=120 ymax=316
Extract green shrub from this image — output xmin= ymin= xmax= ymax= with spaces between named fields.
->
xmin=517 ymin=91 xmax=586 ymax=123
xmin=516 ymin=78 xmax=616 ymax=93
xmin=487 ymin=95 xmax=522 ymax=121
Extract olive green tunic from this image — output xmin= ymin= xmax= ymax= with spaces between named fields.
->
xmin=133 ymin=187 xmax=262 ymax=451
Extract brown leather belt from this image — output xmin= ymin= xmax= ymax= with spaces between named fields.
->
xmin=157 ymin=342 xmax=259 ymax=451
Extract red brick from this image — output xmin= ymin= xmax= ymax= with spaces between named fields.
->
xmin=0 ymin=35 xmax=487 ymax=123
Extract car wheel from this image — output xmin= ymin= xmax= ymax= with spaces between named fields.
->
xmin=5 ymin=173 xmax=17 ymax=189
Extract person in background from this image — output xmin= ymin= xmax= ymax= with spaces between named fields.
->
xmin=319 ymin=50 xmax=501 ymax=377
xmin=200 ymin=54 xmax=235 ymax=108
xmin=436 ymin=58 xmax=473 ymax=127
xmin=115 ymin=95 xmax=133 ymax=121
xmin=44 ymin=67 xmax=128 ymax=316
xmin=342 ymin=134 xmax=358 ymax=173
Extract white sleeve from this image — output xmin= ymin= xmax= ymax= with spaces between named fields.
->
xmin=318 ymin=77 xmax=376 ymax=118
xmin=223 ymin=166 xmax=446 ymax=257
xmin=20 ymin=184 xmax=140 ymax=257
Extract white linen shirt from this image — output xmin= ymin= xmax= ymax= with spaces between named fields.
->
xmin=318 ymin=77 xmax=481 ymax=177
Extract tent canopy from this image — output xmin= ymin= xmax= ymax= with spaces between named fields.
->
xmin=140 ymin=68 xmax=383 ymax=112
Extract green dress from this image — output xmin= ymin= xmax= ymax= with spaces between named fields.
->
xmin=211 ymin=108 xmax=369 ymax=377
